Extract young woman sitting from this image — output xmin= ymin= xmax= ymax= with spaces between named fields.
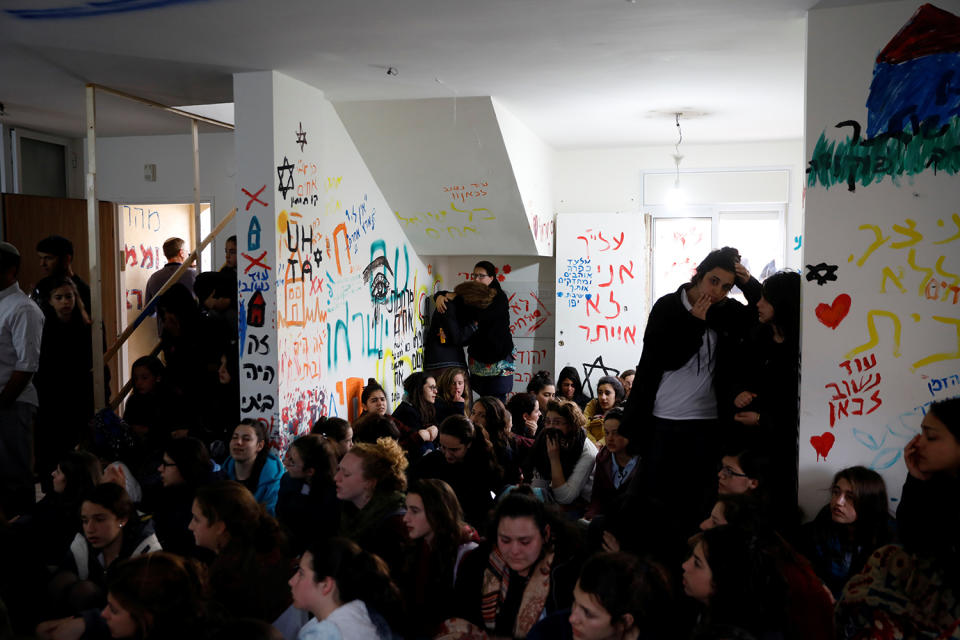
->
xmin=618 ymin=369 xmax=635 ymax=401
xmin=682 ymin=525 xmax=790 ymax=639
xmin=334 ymin=437 xmax=409 ymax=574
xmin=471 ymin=396 xmax=533 ymax=485
xmin=390 ymin=372 xmax=439 ymax=460
xmin=699 ymin=495 xmax=837 ymax=639
xmin=311 ymin=416 xmax=353 ymax=460
xmin=145 ymin=436 xmax=214 ymax=557
xmin=529 ymin=399 xmax=597 ymax=514
xmin=37 ymin=552 xmax=211 ymax=640
xmin=224 ymin=420 xmax=284 ymax=516
xmin=409 ymin=414 xmax=504 ymax=530
xmin=797 ymin=466 xmax=894 ymax=598
xmin=17 ymin=449 xmax=102 ymax=567
xmin=556 ymin=366 xmax=590 ymax=410
xmin=447 ymin=487 xmax=582 ymax=639
xmin=527 ymin=370 xmax=556 ymax=424
xmin=190 ymin=480 xmax=292 ymax=623
xmin=288 ymin=538 xmax=404 ymax=640
xmin=277 ymin=434 xmax=341 ymax=554
xmin=527 ymin=552 xmax=676 ymax=640
xmin=399 ymin=479 xmax=480 ymax=638
xmin=836 ymin=398 xmax=960 ymax=638
xmin=583 ymin=376 xmax=625 ymax=445
xmin=585 ymin=408 xmax=640 ymax=520
xmin=51 ymin=483 xmax=162 ymax=615
xmin=435 ymin=367 xmax=472 ymax=423
xmin=505 ymin=392 xmax=541 ymax=439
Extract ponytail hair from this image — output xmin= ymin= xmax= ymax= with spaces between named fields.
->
xmin=306 ymin=538 xmax=404 ymax=632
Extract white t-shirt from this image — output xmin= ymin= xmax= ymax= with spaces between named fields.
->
xmin=0 ymin=282 xmax=43 ymax=406
xmin=297 ymin=600 xmax=383 ymax=640
xmin=652 ymin=289 xmax=718 ymax=421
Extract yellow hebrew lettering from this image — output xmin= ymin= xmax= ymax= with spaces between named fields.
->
xmin=845 ymin=309 xmax=902 ymax=360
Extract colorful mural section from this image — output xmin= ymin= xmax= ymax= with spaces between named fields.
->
xmin=807 ymin=4 xmax=960 ymax=192
xmin=801 ymin=1 xmax=960 ymax=512
xmin=236 ymin=72 xmax=429 ymax=453
xmin=554 ymin=213 xmax=645 ymax=396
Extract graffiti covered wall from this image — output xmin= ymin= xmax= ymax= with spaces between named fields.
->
xmin=800 ymin=1 xmax=960 ymax=515
xmin=554 ymin=213 xmax=646 ymax=395
xmin=235 ymin=72 xmax=429 ymax=452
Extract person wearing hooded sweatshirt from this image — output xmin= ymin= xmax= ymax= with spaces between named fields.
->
xmin=556 ymin=366 xmax=590 ymax=410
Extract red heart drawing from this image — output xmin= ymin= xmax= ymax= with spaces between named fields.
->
xmin=815 ymin=294 xmax=851 ymax=329
xmin=810 ymin=432 xmax=836 ymax=461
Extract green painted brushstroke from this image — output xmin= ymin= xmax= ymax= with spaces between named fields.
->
xmin=807 ymin=115 xmax=960 ymax=190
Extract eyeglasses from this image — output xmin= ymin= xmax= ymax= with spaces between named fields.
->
xmin=718 ymin=464 xmax=748 ymax=479
xmin=543 ymin=418 xmax=567 ymax=427
xmin=159 ymin=460 xmax=177 ymax=468
xmin=470 ymin=273 xmax=492 ymax=280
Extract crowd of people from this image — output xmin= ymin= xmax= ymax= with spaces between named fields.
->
xmin=0 ymin=242 xmax=957 ymax=639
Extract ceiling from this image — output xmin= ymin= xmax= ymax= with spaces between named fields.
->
xmin=0 ymin=0 xmax=818 ymax=148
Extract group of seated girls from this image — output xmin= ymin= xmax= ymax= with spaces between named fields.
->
xmin=3 ymin=357 xmax=957 ymax=639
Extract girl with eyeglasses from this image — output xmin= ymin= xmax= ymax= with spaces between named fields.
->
xmin=528 ymin=399 xmax=597 ymax=515
xmin=797 ymin=466 xmax=893 ymax=599
xmin=390 ymin=372 xmax=439 ymax=461
xmin=145 ymin=437 xmax=214 ymax=558
xmin=434 ymin=261 xmax=515 ymax=402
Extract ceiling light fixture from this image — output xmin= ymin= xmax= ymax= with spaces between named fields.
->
xmin=666 ymin=112 xmax=686 ymax=207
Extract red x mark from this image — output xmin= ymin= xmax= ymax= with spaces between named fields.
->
xmin=243 ymin=251 xmax=272 ymax=273
xmin=242 ymin=185 xmax=268 ymax=211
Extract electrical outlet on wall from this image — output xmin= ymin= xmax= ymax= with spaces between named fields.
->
xmin=144 ymin=164 xmax=157 ymax=182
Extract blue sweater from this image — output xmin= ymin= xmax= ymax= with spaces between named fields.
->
xmin=225 ymin=451 xmax=284 ymax=516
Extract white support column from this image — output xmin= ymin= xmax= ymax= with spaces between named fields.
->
xmin=192 ymin=118 xmax=202 ymax=272
xmin=86 ymin=85 xmax=106 ymax=411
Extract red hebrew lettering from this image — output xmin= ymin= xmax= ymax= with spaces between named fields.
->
xmin=866 ymin=389 xmax=882 ymax=414
xmin=599 ymin=265 xmax=614 ymax=287
xmin=624 ymin=326 xmax=637 ymax=343
xmin=619 ymin=261 xmax=634 ymax=283
xmin=586 ymin=295 xmax=600 ymax=317
xmin=124 ymin=245 xmax=137 ymax=267
xmin=611 ymin=233 xmax=625 ymax=250
xmin=605 ymin=290 xmax=621 ymax=319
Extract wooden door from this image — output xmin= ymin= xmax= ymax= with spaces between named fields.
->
xmin=1 ymin=194 xmax=120 ymax=398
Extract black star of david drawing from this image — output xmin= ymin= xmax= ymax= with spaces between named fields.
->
xmin=805 ymin=262 xmax=839 ymax=286
xmin=277 ymin=156 xmax=295 ymax=201
xmin=581 ymin=355 xmax=619 ymax=398
xmin=295 ymin=122 xmax=307 ymax=152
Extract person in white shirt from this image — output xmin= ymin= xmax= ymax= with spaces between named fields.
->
xmin=288 ymin=538 xmax=403 ymax=640
xmin=0 ymin=241 xmax=44 ymax=516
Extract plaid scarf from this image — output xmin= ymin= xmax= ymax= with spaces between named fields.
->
xmin=480 ymin=545 xmax=554 ymax=638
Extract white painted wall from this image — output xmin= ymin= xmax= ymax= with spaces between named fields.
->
xmin=554 ymin=139 xmax=806 ymax=269
xmin=335 ymin=97 xmax=539 ymax=257
xmin=493 ymin=99 xmax=556 ymax=256
xmin=86 ymin=132 xmax=237 ymax=263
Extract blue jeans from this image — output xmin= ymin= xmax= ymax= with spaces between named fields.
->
xmin=470 ymin=373 xmax=514 ymax=403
